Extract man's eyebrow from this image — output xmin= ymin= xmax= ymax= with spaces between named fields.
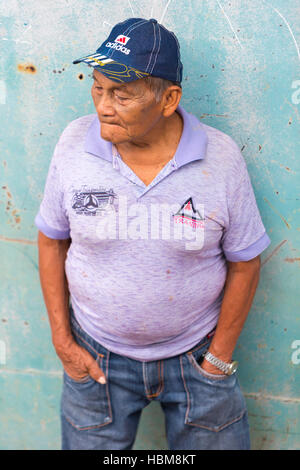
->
xmin=92 ymin=71 xmax=99 ymax=81
xmin=92 ymin=71 xmax=132 ymax=93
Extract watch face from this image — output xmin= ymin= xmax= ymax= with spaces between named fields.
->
xmin=228 ymin=361 xmax=238 ymax=375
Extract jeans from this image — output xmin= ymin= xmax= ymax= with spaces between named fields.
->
xmin=60 ymin=308 xmax=251 ymax=450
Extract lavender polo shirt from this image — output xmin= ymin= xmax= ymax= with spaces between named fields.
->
xmin=35 ymin=105 xmax=271 ymax=361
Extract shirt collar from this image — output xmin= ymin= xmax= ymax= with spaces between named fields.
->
xmin=84 ymin=104 xmax=208 ymax=168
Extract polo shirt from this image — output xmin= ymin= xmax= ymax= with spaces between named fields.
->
xmin=35 ymin=104 xmax=271 ymax=362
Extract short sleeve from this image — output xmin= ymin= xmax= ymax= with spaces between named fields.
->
xmin=221 ymin=153 xmax=271 ymax=262
xmin=34 ymin=144 xmax=70 ymax=239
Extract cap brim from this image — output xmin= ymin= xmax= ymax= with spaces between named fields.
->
xmin=73 ymin=52 xmax=149 ymax=83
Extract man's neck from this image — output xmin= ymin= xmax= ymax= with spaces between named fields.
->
xmin=115 ymin=111 xmax=183 ymax=168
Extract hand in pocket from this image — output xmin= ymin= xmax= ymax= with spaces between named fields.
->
xmin=55 ymin=337 xmax=106 ymax=384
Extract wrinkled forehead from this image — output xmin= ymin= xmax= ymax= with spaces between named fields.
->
xmin=92 ymin=69 xmax=147 ymax=94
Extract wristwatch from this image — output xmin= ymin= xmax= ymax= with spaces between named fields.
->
xmin=203 ymin=351 xmax=238 ymax=375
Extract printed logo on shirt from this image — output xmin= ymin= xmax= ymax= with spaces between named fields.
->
xmin=172 ymin=197 xmax=205 ymax=250
xmin=71 ymin=186 xmax=117 ymax=216
xmin=173 ymin=197 xmax=205 ymax=229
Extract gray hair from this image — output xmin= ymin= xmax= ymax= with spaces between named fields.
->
xmin=142 ymin=76 xmax=182 ymax=102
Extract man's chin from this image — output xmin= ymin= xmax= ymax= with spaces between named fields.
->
xmin=100 ymin=128 xmax=128 ymax=145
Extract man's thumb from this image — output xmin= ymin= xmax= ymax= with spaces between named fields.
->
xmin=87 ymin=357 xmax=106 ymax=384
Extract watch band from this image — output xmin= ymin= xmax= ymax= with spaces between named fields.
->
xmin=203 ymin=351 xmax=238 ymax=375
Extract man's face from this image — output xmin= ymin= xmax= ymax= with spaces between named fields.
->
xmin=91 ymin=69 xmax=163 ymax=145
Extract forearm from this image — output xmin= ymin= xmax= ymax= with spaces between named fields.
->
xmin=38 ymin=231 xmax=72 ymax=347
xmin=37 ymin=231 xmax=106 ymax=383
xmin=208 ymin=256 xmax=261 ymax=362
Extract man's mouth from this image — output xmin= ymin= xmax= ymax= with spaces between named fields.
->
xmin=101 ymin=122 xmax=121 ymax=126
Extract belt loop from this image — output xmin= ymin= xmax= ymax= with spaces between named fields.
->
xmin=207 ymin=328 xmax=216 ymax=339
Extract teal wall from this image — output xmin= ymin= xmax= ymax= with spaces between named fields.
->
xmin=0 ymin=0 xmax=299 ymax=450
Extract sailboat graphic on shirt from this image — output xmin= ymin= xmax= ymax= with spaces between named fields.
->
xmin=173 ymin=197 xmax=205 ymax=229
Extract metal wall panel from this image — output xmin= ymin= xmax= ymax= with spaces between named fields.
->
xmin=0 ymin=0 xmax=299 ymax=449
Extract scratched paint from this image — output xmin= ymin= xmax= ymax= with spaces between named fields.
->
xmin=0 ymin=0 xmax=299 ymax=450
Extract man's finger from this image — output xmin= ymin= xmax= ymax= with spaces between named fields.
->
xmin=84 ymin=351 xmax=106 ymax=384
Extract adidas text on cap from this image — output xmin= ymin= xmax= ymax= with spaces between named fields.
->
xmin=73 ymin=18 xmax=183 ymax=84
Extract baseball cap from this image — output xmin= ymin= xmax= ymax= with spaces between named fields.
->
xmin=73 ymin=17 xmax=183 ymax=84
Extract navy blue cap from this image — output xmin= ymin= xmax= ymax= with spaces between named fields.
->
xmin=73 ymin=18 xmax=183 ymax=83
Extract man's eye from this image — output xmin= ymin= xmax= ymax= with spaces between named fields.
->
xmin=93 ymin=83 xmax=102 ymax=91
xmin=115 ymin=94 xmax=128 ymax=102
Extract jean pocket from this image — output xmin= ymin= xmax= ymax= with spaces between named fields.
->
xmin=181 ymin=351 xmax=247 ymax=432
xmin=63 ymin=370 xmax=92 ymax=384
xmin=189 ymin=352 xmax=228 ymax=380
xmin=61 ymin=352 xmax=112 ymax=431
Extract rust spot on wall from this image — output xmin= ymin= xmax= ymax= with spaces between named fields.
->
xmin=1 ymin=186 xmax=21 ymax=227
xmin=17 ymin=63 xmax=37 ymax=74
xmin=259 ymin=145 xmax=262 ymax=151
xmin=284 ymin=258 xmax=300 ymax=263
xmin=78 ymin=73 xmax=84 ymax=80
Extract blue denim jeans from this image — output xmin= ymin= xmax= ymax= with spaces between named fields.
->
xmin=60 ymin=308 xmax=251 ymax=450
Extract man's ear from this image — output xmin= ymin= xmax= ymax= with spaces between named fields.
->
xmin=162 ymin=86 xmax=182 ymax=117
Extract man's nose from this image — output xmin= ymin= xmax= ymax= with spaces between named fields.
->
xmin=96 ymin=93 xmax=115 ymax=116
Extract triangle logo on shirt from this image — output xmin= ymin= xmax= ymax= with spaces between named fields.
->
xmin=174 ymin=197 xmax=204 ymax=222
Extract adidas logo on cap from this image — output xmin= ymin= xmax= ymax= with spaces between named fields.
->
xmin=115 ymin=35 xmax=130 ymax=45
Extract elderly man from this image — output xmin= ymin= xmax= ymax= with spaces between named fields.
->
xmin=36 ymin=18 xmax=271 ymax=450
